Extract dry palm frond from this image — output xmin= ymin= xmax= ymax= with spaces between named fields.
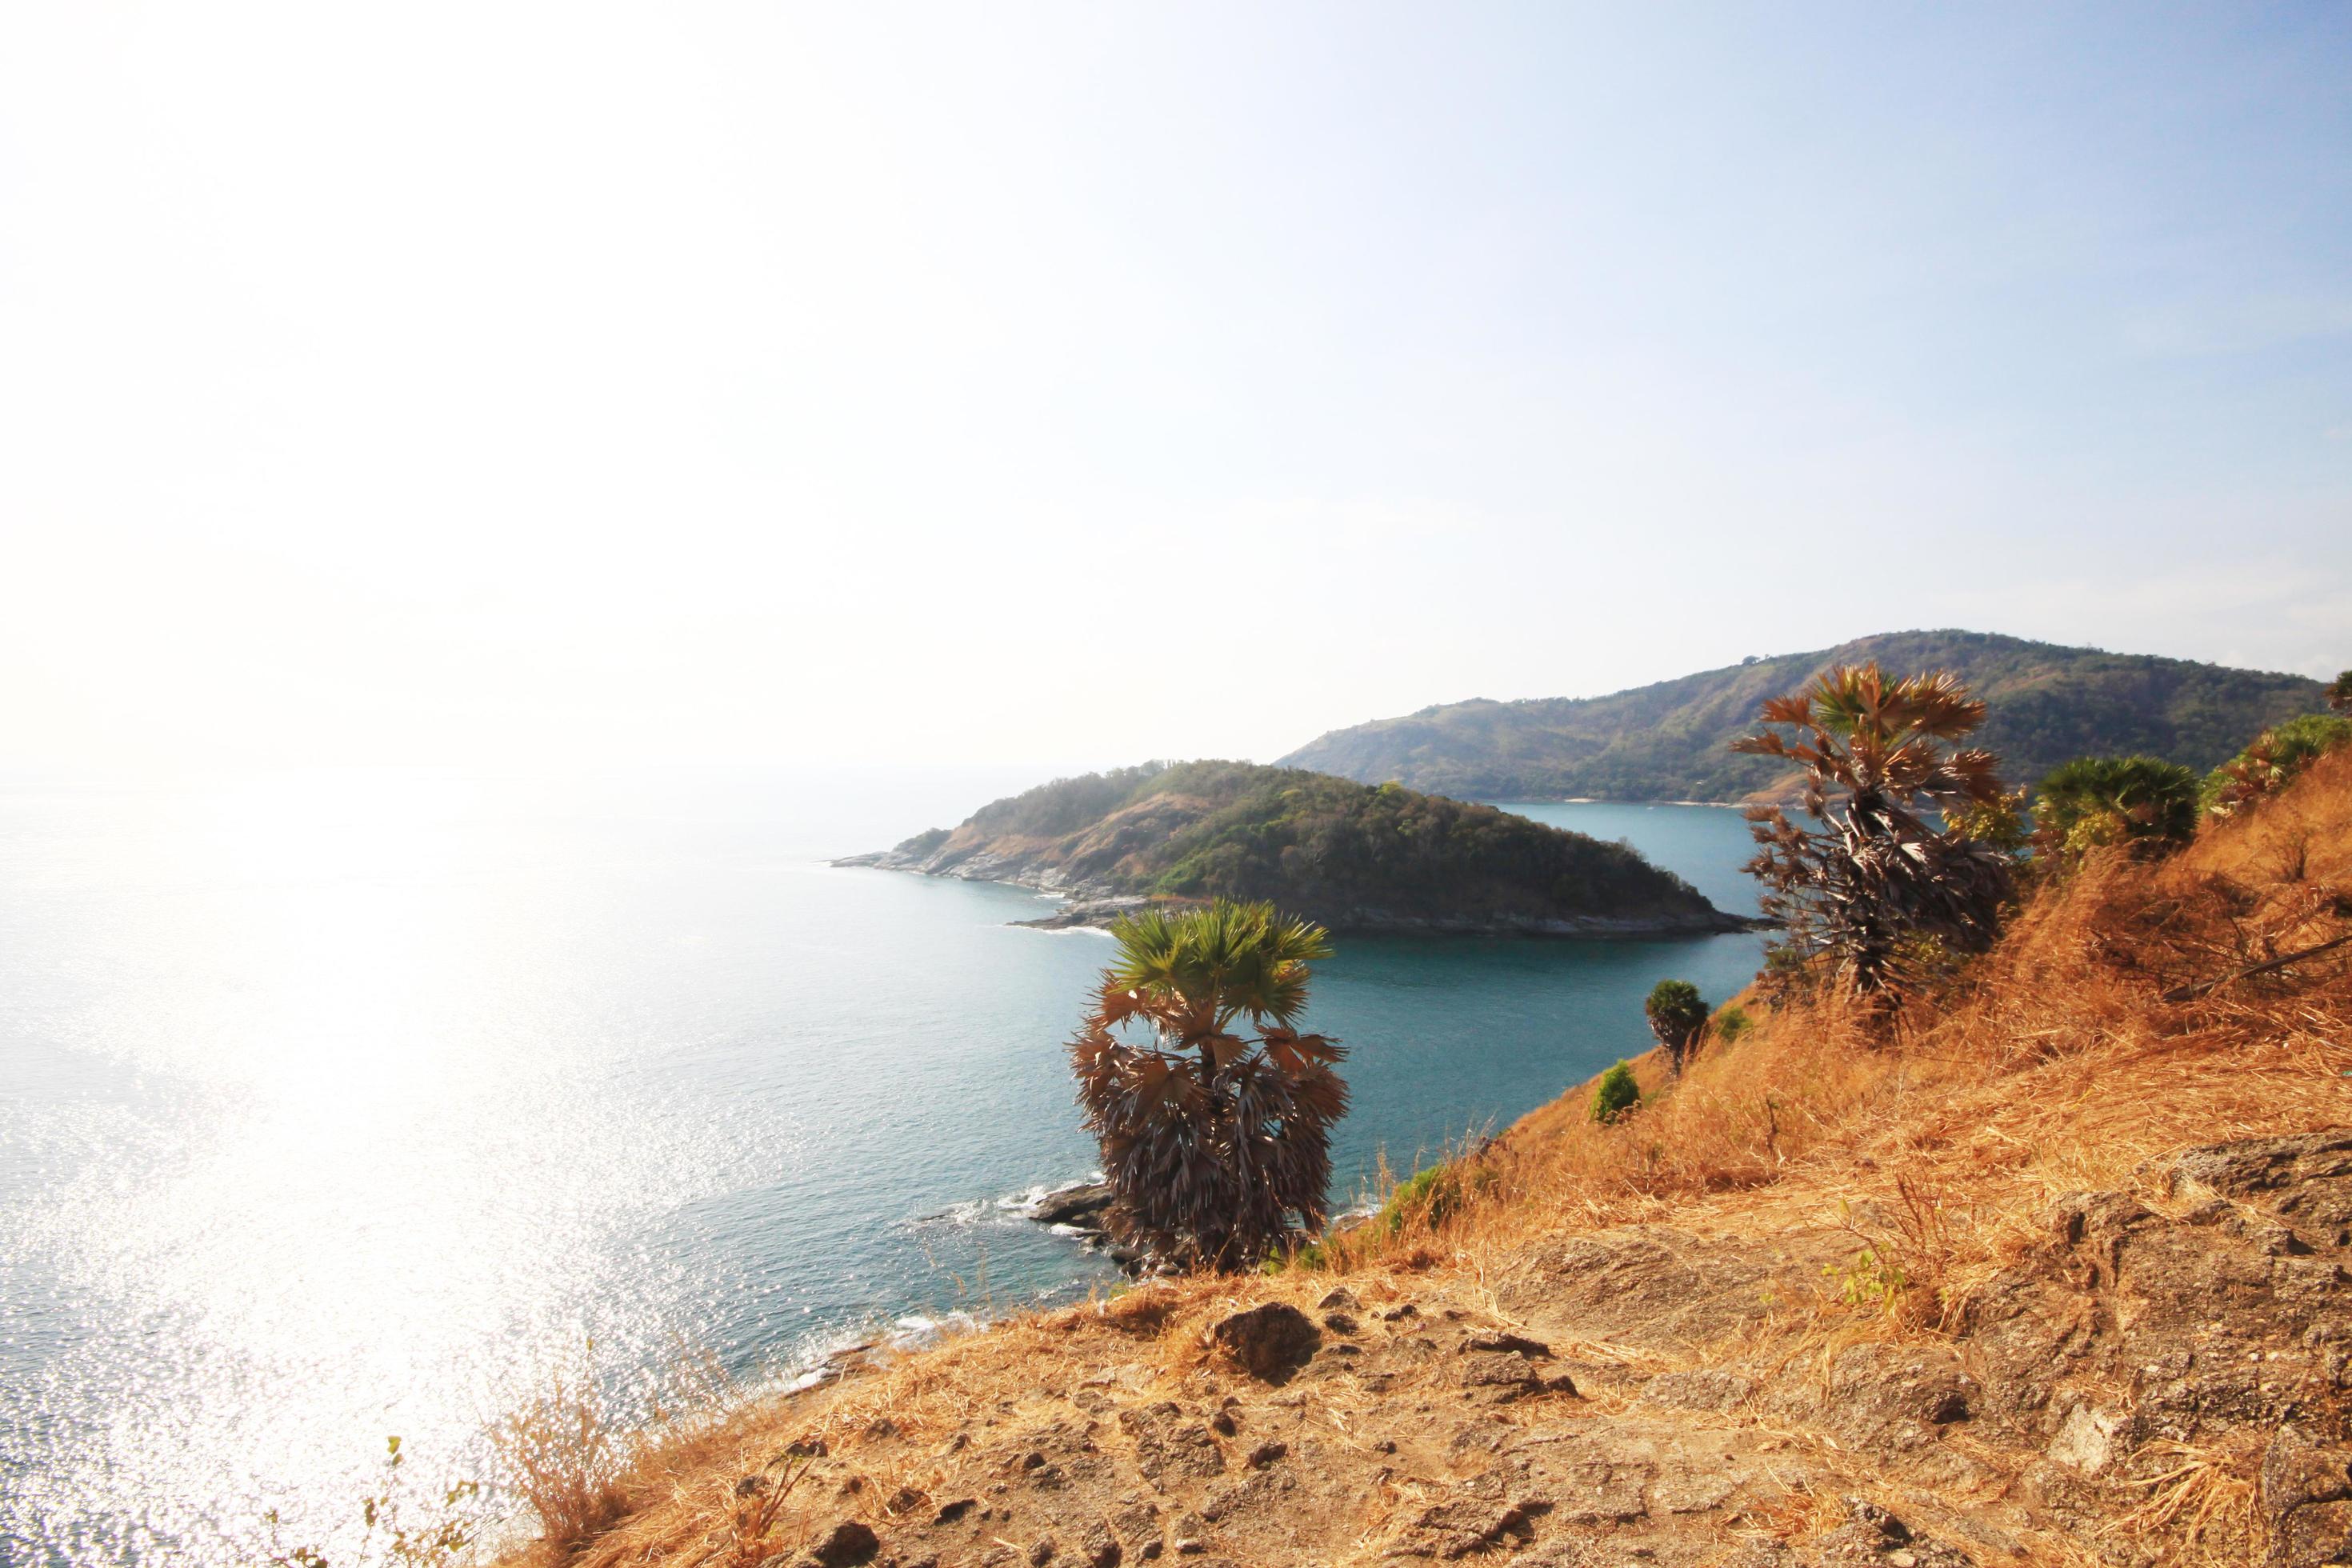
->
xmin=1736 ymin=662 xmax=2016 ymax=1001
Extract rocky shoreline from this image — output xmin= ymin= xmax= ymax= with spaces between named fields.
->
xmin=1026 ymin=1178 xmax=1378 ymax=1275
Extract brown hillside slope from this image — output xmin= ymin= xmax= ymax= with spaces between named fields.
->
xmin=510 ymin=750 xmax=2352 ymax=1568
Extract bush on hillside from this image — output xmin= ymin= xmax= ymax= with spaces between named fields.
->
xmin=1590 ymin=1061 xmax=1640 ymax=1124
xmin=2328 ymin=670 xmax=2351 ymax=716
xmin=2034 ymin=755 xmax=2200 ymax=855
xmin=2201 ymin=714 xmax=2352 ymax=816
xmin=1380 ymin=1164 xmax=1462 ymax=1235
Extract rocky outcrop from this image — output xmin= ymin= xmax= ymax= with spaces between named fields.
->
xmin=750 ymin=1128 xmax=2350 ymax=1567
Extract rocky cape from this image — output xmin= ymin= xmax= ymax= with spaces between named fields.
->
xmin=831 ymin=760 xmax=1758 ymax=938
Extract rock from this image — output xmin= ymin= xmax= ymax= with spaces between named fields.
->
xmin=1461 ymin=1330 xmax=1550 ymax=1358
xmin=1317 ymin=1287 xmax=1361 ymax=1312
xmin=1456 ymin=1351 xmax=1554 ymax=1402
xmin=809 ymin=1519 xmax=881 ymax=1566
xmin=1196 ymin=1468 xmax=1288 ymax=1524
xmin=1381 ymin=1467 xmax=1552 ymax=1558
xmin=1119 ymin=1404 xmax=1226 ymax=1482
xmin=936 ymin=1498 xmax=979 ymax=1524
xmin=1211 ymin=1303 xmax=1322 ymax=1383
xmin=1080 ymin=1518 xmax=1123 ymax=1568
xmin=2170 ymin=1129 xmax=2352 ymax=1200
xmin=1034 ymin=1183 xmax=1117 ymax=1227
xmin=1015 ymin=898 xmax=1158 ymax=931
xmin=1636 ymin=1368 xmax=1754 ymax=1413
xmin=1322 ymin=1313 xmax=1358 ymax=1334
xmin=1028 ymin=1535 xmax=1058 ymax=1566
xmin=2046 ymin=1403 xmax=2122 ymax=1474
xmin=1247 ymin=1441 xmax=1287 ymax=1468
xmin=1765 ymin=1343 xmax=1973 ymax=1454
xmin=2259 ymin=1423 xmax=2352 ymax=1568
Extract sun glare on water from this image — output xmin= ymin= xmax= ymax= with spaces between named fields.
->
xmin=0 ymin=770 xmax=793 ymax=1565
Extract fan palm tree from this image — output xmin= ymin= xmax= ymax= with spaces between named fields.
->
xmin=1643 ymin=979 xmax=1709 ymax=1074
xmin=1068 ymin=899 xmax=1346 ymax=1270
xmin=2034 ymin=755 xmax=2199 ymax=854
xmin=1733 ymin=663 xmax=2014 ymax=1000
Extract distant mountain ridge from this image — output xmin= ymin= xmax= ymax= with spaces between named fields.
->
xmin=836 ymin=759 xmax=1750 ymax=936
xmin=1280 ymin=630 xmax=2325 ymax=803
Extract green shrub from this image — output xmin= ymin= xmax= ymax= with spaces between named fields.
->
xmin=1260 ymin=1238 xmax=1327 ymax=1274
xmin=2201 ymin=714 xmax=2352 ymax=814
xmin=2034 ymin=755 xmax=2200 ymax=853
xmin=1379 ymin=1163 xmax=1461 ymax=1235
xmin=1714 ymin=1003 xmax=1752 ymax=1043
xmin=1589 ymin=1060 xmax=1641 ymax=1124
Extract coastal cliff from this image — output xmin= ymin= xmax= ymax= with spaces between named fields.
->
xmin=834 ymin=760 xmax=1754 ymax=937
xmin=502 ymin=742 xmax=2352 ymax=1568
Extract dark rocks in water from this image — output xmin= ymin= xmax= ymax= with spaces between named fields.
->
xmin=1034 ymin=1182 xmax=1116 ymax=1226
xmin=1015 ymin=895 xmax=1762 ymax=938
xmin=1026 ymin=1182 xmax=1152 ymax=1275
xmin=1015 ymin=898 xmax=1155 ymax=930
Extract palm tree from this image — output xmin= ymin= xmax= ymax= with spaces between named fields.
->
xmin=1643 ymin=979 xmax=1709 ymax=1074
xmin=1733 ymin=663 xmax=2014 ymax=1000
xmin=1068 ymin=899 xmax=1347 ymax=1270
xmin=2034 ymin=755 xmax=2199 ymax=854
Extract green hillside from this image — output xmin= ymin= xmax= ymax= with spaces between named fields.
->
xmin=1279 ymin=630 xmax=2325 ymax=802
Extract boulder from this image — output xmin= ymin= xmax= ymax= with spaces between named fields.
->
xmin=1211 ymin=1302 xmax=1322 ymax=1383
xmin=1034 ymin=1182 xmax=1117 ymax=1227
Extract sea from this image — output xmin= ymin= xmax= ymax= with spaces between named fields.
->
xmin=0 ymin=766 xmax=1763 ymax=1566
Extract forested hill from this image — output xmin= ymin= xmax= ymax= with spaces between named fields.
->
xmin=1280 ymin=630 xmax=2325 ymax=802
xmin=837 ymin=760 xmax=1747 ymax=936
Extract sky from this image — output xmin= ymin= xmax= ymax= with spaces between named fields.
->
xmin=2 ymin=2 xmax=2348 ymax=774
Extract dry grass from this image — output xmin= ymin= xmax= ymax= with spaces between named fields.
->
xmin=489 ymin=1366 xmax=630 ymax=1554
xmin=488 ymin=745 xmax=2352 ymax=1568
xmin=1311 ymin=743 xmax=2352 ymax=1318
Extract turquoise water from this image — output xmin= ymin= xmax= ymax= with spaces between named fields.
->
xmin=0 ymin=769 xmax=1762 ymax=1566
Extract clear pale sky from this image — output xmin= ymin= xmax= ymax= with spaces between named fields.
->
xmin=3 ymin=4 xmax=2347 ymax=773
